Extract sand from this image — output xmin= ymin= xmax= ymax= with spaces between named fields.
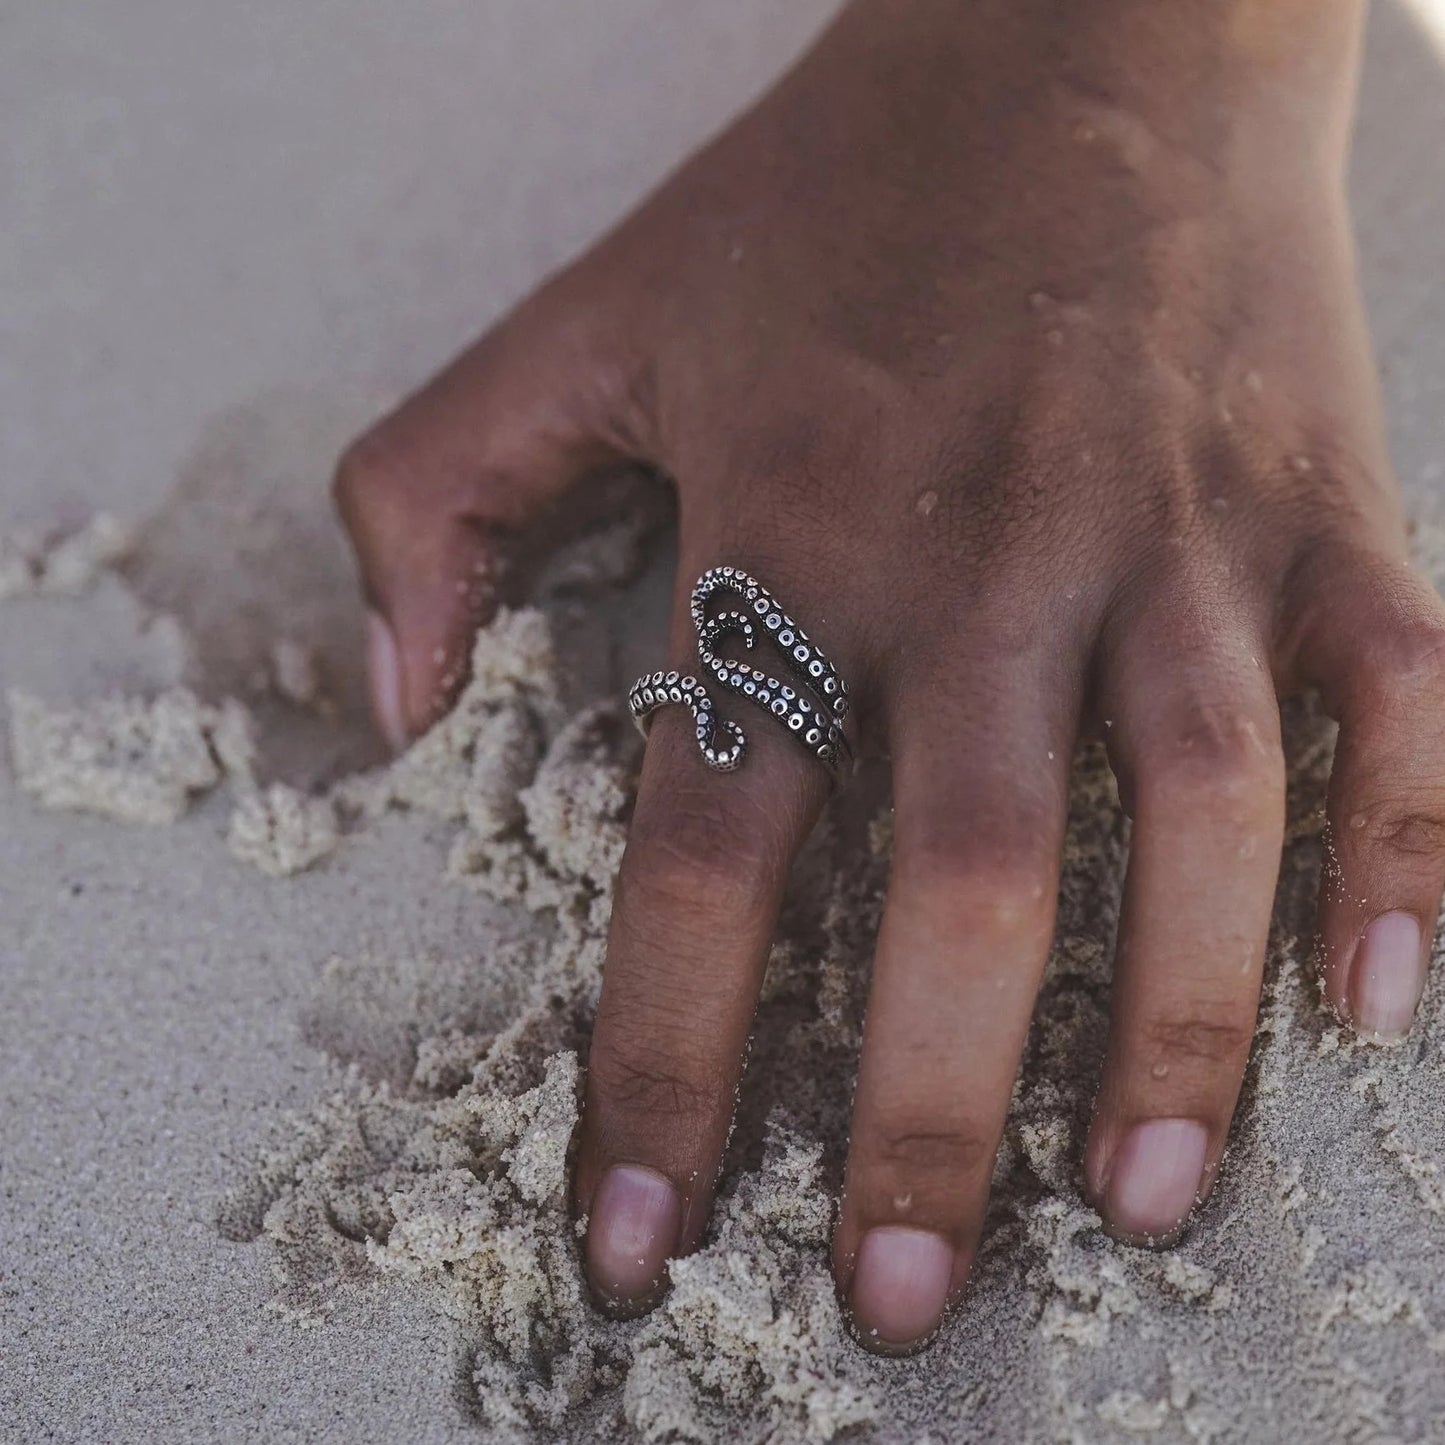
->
xmin=6 ymin=2 xmax=1445 ymax=1442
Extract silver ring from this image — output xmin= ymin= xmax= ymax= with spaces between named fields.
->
xmin=627 ymin=565 xmax=853 ymax=782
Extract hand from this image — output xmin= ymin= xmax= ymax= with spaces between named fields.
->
xmin=334 ymin=0 xmax=1445 ymax=1353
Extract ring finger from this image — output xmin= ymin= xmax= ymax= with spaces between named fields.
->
xmin=1085 ymin=603 xmax=1286 ymax=1243
xmin=835 ymin=645 xmax=1081 ymax=1351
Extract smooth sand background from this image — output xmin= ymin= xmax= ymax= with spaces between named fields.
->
xmin=4 ymin=3 xmax=1445 ymax=1440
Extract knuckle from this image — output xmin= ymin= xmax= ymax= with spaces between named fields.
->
xmin=589 ymin=1049 xmax=718 ymax=1122
xmin=1142 ymin=1010 xmax=1254 ymax=1068
xmin=871 ymin=1120 xmax=992 ymax=1180
xmin=1348 ymin=798 xmax=1445 ymax=860
xmin=1136 ymin=700 xmax=1283 ymax=822
xmin=332 ymin=427 xmax=406 ymax=531
xmin=1357 ymin=617 xmax=1445 ymax=711
xmin=894 ymin=819 xmax=1058 ymax=939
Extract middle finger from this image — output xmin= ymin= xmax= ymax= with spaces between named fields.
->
xmin=835 ymin=649 xmax=1080 ymax=1352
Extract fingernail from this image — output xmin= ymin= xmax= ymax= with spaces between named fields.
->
xmin=1103 ymin=1118 xmax=1208 ymax=1242
xmin=366 ymin=610 xmax=408 ymax=753
xmin=586 ymin=1165 xmax=682 ymax=1313
xmin=1350 ymin=911 xmax=1426 ymax=1042
xmin=849 ymin=1226 xmax=953 ymax=1351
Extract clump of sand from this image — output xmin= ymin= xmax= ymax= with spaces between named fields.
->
xmin=5 ymin=682 xmax=349 ymax=873
xmin=8 ymin=686 xmax=255 ymax=824
xmin=267 ymin=636 xmax=331 ymax=713
xmin=227 ymin=782 xmax=341 ymax=876
xmin=230 ymin=1043 xmax=878 ymax=1442
xmin=0 ymin=513 xmax=135 ymax=599
xmin=625 ymin=1123 xmax=878 ymax=1443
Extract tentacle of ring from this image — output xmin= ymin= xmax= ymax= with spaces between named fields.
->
xmin=627 ymin=565 xmax=852 ymax=780
xmin=625 ymin=668 xmax=746 ymax=772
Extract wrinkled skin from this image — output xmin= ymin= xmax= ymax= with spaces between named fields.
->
xmin=335 ymin=0 xmax=1445 ymax=1353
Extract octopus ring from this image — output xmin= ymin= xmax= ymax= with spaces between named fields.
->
xmin=627 ymin=565 xmax=853 ymax=783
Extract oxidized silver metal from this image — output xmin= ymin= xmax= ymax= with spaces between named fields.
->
xmin=628 ymin=565 xmax=852 ymax=781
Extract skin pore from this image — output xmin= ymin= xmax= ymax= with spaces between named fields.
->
xmin=334 ymin=0 xmax=1445 ymax=1353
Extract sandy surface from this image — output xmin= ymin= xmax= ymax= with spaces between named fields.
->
xmin=5 ymin=3 xmax=1445 ymax=1441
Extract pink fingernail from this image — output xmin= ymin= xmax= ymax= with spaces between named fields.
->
xmin=586 ymin=1165 xmax=682 ymax=1311
xmin=1104 ymin=1118 xmax=1208 ymax=1241
xmin=1350 ymin=911 xmax=1426 ymax=1042
xmin=366 ymin=610 xmax=408 ymax=753
xmin=849 ymin=1226 xmax=953 ymax=1350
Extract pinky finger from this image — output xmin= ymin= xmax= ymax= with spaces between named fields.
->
xmin=1296 ymin=555 xmax=1445 ymax=1040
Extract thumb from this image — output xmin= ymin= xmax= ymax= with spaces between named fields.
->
xmin=334 ymin=282 xmax=650 ymax=748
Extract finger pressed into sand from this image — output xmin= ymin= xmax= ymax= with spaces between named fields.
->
xmin=835 ymin=668 xmax=1075 ymax=1352
xmin=576 ymin=682 xmax=828 ymax=1316
xmin=1292 ymin=558 xmax=1445 ymax=1043
xmin=1087 ymin=618 xmax=1285 ymax=1243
